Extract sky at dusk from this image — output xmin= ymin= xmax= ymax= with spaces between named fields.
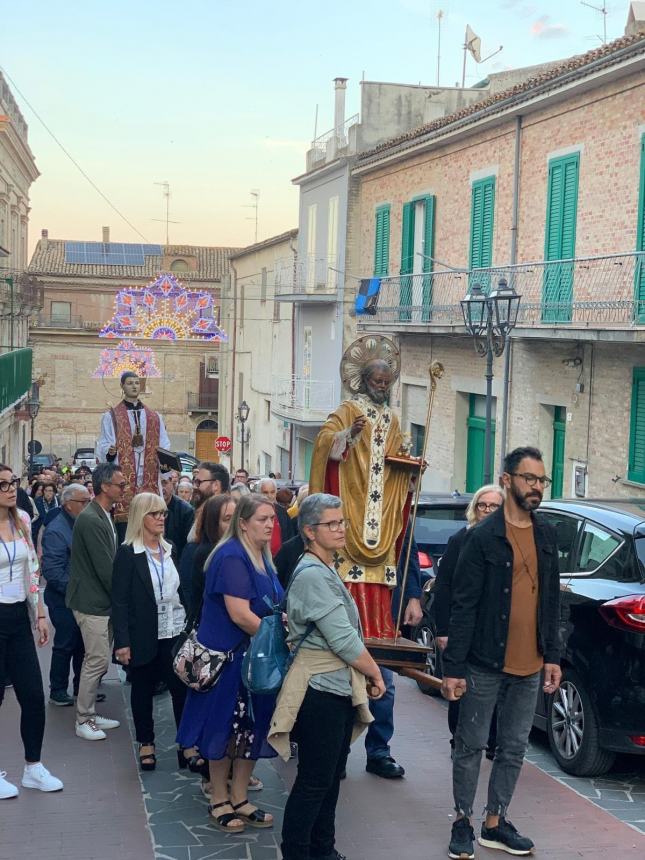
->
xmin=1 ymin=0 xmax=632 ymax=254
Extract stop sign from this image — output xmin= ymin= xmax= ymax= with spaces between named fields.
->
xmin=215 ymin=435 xmax=232 ymax=454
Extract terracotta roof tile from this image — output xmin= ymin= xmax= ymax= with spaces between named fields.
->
xmin=28 ymin=239 xmax=241 ymax=281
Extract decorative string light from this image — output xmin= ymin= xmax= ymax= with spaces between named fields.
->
xmin=99 ymin=271 xmax=227 ymax=342
xmin=92 ymin=339 xmax=162 ymax=378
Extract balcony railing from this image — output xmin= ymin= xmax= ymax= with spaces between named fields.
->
xmin=0 ymin=272 xmax=44 ymax=311
xmin=359 ymin=252 xmax=645 ymax=330
xmin=0 ymin=348 xmax=32 ymax=415
xmin=31 ymin=313 xmax=102 ymax=330
xmin=309 ymin=114 xmax=359 ymax=165
xmin=187 ymin=392 xmax=219 ymax=412
xmin=274 ymin=254 xmax=338 ymax=299
xmin=272 ymin=376 xmax=336 ymax=424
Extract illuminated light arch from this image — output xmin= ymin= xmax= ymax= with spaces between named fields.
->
xmin=99 ymin=272 xmax=227 ymax=342
xmin=92 ymin=339 xmax=162 ymax=379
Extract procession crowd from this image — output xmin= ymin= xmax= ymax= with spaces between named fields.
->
xmin=0 ymin=360 xmax=563 ymax=860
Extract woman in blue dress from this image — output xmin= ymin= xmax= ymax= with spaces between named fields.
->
xmin=177 ymin=494 xmax=284 ymax=832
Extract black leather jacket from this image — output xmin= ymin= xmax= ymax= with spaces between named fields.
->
xmin=441 ymin=506 xmax=561 ymax=679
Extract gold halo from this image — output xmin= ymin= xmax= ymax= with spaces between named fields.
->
xmin=340 ymin=335 xmax=400 ymax=394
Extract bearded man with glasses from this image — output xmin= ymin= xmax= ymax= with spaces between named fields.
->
xmin=441 ymin=447 xmax=561 ymax=859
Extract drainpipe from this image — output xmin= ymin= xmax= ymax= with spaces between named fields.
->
xmin=499 ymin=114 xmax=522 ymax=472
xmin=229 ymin=261 xmax=239 ymax=465
xmin=288 ymin=235 xmax=298 ymax=479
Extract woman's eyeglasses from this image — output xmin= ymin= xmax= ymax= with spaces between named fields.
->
xmin=475 ymin=502 xmax=501 ymax=513
xmin=147 ymin=510 xmax=168 ymax=520
xmin=0 ymin=478 xmax=20 ymax=493
xmin=312 ymin=519 xmax=346 ymax=532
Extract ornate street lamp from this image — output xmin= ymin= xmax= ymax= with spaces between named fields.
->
xmin=461 ymin=277 xmax=521 ymax=484
xmin=237 ymin=400 xmax=250 ymax=471
xmin=27 ymin=383 xmax=40 ymax=476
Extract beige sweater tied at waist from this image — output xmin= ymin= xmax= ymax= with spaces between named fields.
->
xmin=267 ymin=647 xmax=374 ymax=761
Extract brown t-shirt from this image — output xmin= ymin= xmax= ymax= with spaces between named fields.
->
xmin=503 ymin=520 xmax=544 ymax=676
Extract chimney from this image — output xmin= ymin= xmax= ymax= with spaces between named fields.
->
xmin=41 ymin=228 xmax=48 ymax=250
xmin=625 ymin=2 xmax=645 ymax=36
xmin=333 ymin=77 xmax=348 ymax=130
xmin=102 ymin=226 xmax=110 ymax=244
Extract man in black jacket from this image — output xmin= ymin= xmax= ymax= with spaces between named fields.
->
xmin=162 ymin=476 xmax=194 ymax=561
xmin=442 ymin=447 xmax=561 ymax=859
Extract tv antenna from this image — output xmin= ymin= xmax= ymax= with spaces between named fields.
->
xmin=436 ymin=9 xmax=444 ymax=86
xmin=243 ymin=189 xmax=260 ymax=243
xmin=152 ymin=181 xmax=181 ymax=245
xmin=581 ymin=0 xmax=608 ymax=44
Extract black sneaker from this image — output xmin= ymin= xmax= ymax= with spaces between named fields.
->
xmin=49 ymin=691 xmax=74 ymax=707
xmin=448 ymin=817 xmax=475 ymax=860
xmin=478 ymin=818 xmax=534 ymax=855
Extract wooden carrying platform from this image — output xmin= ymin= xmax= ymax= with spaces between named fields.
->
xmin=365 ymin=636 xmax=442 ymax=691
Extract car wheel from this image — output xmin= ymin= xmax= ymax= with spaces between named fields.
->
xmin=546 ymin=668 xmax=615 ymax=776
xmin=412 ymin=616 xmax=442 ymax=697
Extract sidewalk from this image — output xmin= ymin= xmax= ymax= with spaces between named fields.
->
xmin=1 ymin=645 xmax=644 ymax=860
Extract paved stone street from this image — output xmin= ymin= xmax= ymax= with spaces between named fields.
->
xmin=1 ymin=637 xmax=645 ymax=860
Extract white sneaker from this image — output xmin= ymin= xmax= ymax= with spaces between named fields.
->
xmin=75 ymin=719 xmax=107 ymax=740
xmin=93 ymin=715 xmax=120 ymax=730
xmin=0 ymin=771 xmax=18 ymax=799
xmin=21 ymin=763 xmax=63 ymax=792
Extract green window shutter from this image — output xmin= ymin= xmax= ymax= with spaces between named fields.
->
xmin=628 ymin=367 xmax=645 ymax=483
xmin=422 ymin=196 xmax=435 ymax=321
xmin=374 ymin=205 xmax=391 ymax=277
xmin=400 ymin=202 xmax=415 ymax=275
xmin=469 ymin=177 xmax=495 ymax=290
xmin=635 ymin=135 xmax=645 ymax=321
xmin=543 ymin=153 xmax=579 ymax=322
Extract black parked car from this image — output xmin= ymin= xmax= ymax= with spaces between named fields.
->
xmin=534 ymin=499 xmax=645 ymax=776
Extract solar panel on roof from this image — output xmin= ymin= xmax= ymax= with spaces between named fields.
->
xmin=64 ymin=242 xmax=162 ymax=266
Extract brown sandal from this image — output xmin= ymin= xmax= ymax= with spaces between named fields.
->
xmin=208 ymin=801 xmax=245 ymax=833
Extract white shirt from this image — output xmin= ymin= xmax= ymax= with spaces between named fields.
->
xmin=0 ymin=538 xmax=28 ymax=604
xmin=98 ymin=503 xmax=118 ymax=550
xmin=133 ymin=538 xmax=185 ymax=638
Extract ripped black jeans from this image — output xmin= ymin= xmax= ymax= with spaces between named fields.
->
xmin=452 ymin=664 xmax=541 ymax=818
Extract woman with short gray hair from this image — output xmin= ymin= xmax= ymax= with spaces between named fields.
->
xmin=272 ymin=493 xmax=385 ymax=860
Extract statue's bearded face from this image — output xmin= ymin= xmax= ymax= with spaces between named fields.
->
xmin=365 ymin=368 xmax=392 ymax=405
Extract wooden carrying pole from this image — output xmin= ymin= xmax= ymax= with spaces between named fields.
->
xmin=393 ymin=361 xmax=444 ymax=640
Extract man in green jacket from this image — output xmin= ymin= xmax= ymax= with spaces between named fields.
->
xmin=67 ymin=462 xmax=125 ymax=741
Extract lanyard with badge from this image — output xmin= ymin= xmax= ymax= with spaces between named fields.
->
xmin=146 ymin=543 xmax=173 ymax=638
xmin=0 ymin=520 xmax=23 ymax=600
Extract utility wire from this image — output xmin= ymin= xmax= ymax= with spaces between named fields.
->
xmin=0 ymin=65 xmax=150 ymax=242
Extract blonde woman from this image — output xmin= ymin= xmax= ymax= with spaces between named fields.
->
xmin=111 ymin=493 xmax=187 ymax=771
xmin=433 ymin=483 xmax=505 ymax=756
xmin=176 ymin=494 xmax=283 ymax=833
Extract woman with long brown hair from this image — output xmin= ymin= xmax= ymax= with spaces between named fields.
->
xmin=0 ymin=464 xmax=63 ymax=798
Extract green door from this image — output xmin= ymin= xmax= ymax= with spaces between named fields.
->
xmin=301 ymin=439 xmax=313 ymax=481
xmin=551 ymin=406 xmax=566 ymax=498
xmin=542 ymin=153 xmax=579 ymax=323
xmin=466 ymin=394 xmax=496 ymax=492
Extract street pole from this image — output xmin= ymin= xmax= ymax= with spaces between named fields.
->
xmin=484 ymin=324 xmax=495 ymax=485
xmin=29 ymin=415 xmax=35 ymax=475
xmin=240 ymin=419 xmax=245 ymax=471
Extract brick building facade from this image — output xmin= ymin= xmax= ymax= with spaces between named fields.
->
xmin=351 ymin=33 xmax=645 ymax=498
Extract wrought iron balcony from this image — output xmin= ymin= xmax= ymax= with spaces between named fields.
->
xmin=274 ymin=254 xmax=339 ymax=301
xmin=271 ymin=376 xmax=336 ymax=425
xmin=31 ymin=313 xmax=102 ymax=330
xmin=187 ymin=392 xmax=219 ymax=412
xmin=308 ymin=114 xmax=359 ymax=168
xmin=358 ymin=252 xmax=645 ymax=334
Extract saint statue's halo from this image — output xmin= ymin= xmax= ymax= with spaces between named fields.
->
xmin=340 ymin=335 xmax=401 ymax=395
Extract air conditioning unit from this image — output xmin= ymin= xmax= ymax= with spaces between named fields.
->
xmin=205 ymin=354 xmax=219 ymax=378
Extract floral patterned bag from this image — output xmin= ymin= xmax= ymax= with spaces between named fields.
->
xmin=172 ymin=630 xmax=245 ymax=692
